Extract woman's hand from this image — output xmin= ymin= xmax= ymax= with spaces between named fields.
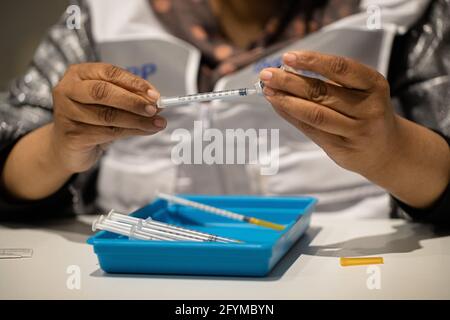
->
xmin=1 ymin=63 xmax=166 ymax=200
xmin=260 ymin=51 xmax=398 ymax=177
xmin=260 ymin=51 xmax=450 ymax=209
xmin=51 ymin=63 xmax=166 ymax=173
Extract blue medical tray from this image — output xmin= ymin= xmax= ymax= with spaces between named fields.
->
xmin=87 ymin=195 xmax=316 ymax=277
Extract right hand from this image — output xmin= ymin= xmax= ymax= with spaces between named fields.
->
xmin=50 ymin=63 xmax=166 ymax=174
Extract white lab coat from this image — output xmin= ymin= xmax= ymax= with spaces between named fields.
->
xmin=86 ymin=0 xmax=431 ymax=216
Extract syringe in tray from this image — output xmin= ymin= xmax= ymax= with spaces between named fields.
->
xmin=92 ymin=210 xmax=242 ymax=243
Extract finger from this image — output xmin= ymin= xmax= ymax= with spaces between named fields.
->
xmin=66 ymin=121 xmax=160 ymax=147
xmin=65 ymin=100 xmax=167 ymax=133
xmin=99 ymin=142 xmax=112 ymax=152
xmin=72 ymin=63 xmax=158 ymax=100
xmin=282 ymin=51 xmax=382 ymax=91
xmin=66 ymin=80 xmax=158 ymax=117
xmin=260 ymin=68 xmax=370 ymax=118
xmin=272 ymin=104 xmax=347 ymax=149
xmin=264 ymin=88 xmax=358 ymax=137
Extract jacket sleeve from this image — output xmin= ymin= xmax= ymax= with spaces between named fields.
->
xmin=0 ymin=0 xmax=98 ymax=220
xmin=389 ymin=0 xmax=450 ymax=224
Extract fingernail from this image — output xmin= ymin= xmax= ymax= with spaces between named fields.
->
xmin=145 ymin=105 xmax=157 ymax=116
xmin=260 ymin=70 xmax=273 ymax=81
xmin=283 ymin=53 xmax=296 ymax=64
xmin=263 ymin=87 xmax=275 ymax=96
xmin=153 ymin=118 xmax=166 ymax=129
xmin=147 ymin=89 xmax=160 ymax=101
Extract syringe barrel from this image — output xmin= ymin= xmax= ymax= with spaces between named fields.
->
xmin=157 ymin=87 xmax=260 ymax=108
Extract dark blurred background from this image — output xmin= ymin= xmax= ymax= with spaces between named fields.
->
xmin=0 ymin=0 xmax=69 ymax=91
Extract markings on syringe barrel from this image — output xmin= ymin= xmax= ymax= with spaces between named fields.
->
xmin=175 ymin=89 xmax=249 ymax=102
xmin=239 ymin=89 xmax=247 ymax=96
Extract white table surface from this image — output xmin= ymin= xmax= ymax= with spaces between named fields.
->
xmin=1 ymin=215 xmax=449 ymax=299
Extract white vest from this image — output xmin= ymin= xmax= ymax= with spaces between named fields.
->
xmin=86 ymin=0 xmax=430 ymax=216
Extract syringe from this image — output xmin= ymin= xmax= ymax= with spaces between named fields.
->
xmin=157 ymin=81 xmax=264 ymax=108
xmin=156 ymin=65 xmax=325 ymax=108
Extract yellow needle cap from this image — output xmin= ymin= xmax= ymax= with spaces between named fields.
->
xmin=248 ymin=218 xmax=285 ymax=231
xmin=340 ymin=257 xmax=384 ymax=267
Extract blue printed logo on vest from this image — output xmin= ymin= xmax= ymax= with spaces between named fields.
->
xmin=253 ymin=56 xmax=282 ymax=74
xmin=127 ymin=63 xmax=157 ymax=80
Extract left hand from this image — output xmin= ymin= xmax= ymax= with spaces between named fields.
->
xmin=260 ymin=51 xmax=401 ymax=178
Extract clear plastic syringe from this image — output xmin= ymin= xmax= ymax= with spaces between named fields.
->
xmin=157 ymin=81 xmax=264 ymax=108
xmin=156 ymin=66 xmax=326 ymax=108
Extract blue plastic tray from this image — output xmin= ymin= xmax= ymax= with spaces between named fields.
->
xmin=88 ymin=195 xmax=316 ymax=277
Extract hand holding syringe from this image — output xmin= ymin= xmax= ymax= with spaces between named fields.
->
xmin=156 ymin=65 xmax=326 ymax=108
